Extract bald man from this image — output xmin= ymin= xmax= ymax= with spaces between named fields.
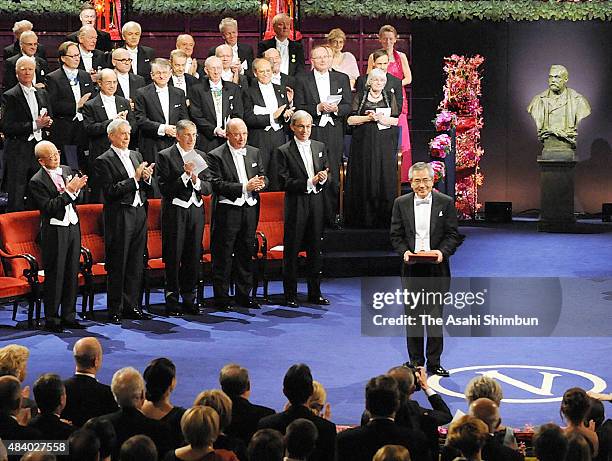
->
xmin=61 ymin=337 xmax=118 ymax=427
xmin=28 ymin=141 xmax=88 ymax=332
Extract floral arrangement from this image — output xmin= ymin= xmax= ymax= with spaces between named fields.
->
xmin=429 ymin=134 xmax=452 ymax=159
xmin=428 ymin=54 xmax=485 ymax=219
xmin=430 ymin=161 xmax=446 ymax=183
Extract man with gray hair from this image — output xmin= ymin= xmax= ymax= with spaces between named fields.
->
xmin=276 ymin=110 xmax=329 ymax=307
xmin=100 ymin=367 xmax=171 ymax=459
xmin=66 ymin=4 xmax=112 ymax=52
xmin=3 ymin=30 xmax=49 ymax=91
xmin=390 ymin=162 xmax=463 ymax=377
xmin=208 ymin=17 xmax=254 ymax=75
xmin=120 ymin=21 xmax=155 ymax=83
xmin=94 ymin=119 xmax=154 ymax=324
xmin=75 ymin=26 xmax=108 ymax=78
xmin=157 ymin=119 xmax=212 ymax=315
xmin=216 ymin=44 xmax=248 ymax=88
xmin=257 ymin=13 xmax=304 ymax=76
xmin=4 ymin=20 xmax=47 ymax=60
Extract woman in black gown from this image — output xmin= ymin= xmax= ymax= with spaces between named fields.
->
xmin=345 ymin=68 xmax=399 ymax=228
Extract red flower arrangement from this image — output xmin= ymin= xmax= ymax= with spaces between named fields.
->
xmin=434 ymin=110 xmax=457 ymax=132
xmin=430 ymin=161 xmax=446 ymax=183
xmin=429 ymin=134 xmax=452 ymax=159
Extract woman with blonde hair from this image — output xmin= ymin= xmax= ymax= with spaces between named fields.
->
xmin=326 ymin=28 xmax=359 ymax=89
xmin=0 ymin=344 xmax=36 ymax=416
xmin=307 ymin=380 xmax=331 ymax=419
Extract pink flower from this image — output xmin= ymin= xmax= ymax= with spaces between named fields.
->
xmin=430 ymin=161 xmax=446 ymax=183
xmin=429 ymin=134 xmax=452 ymax=158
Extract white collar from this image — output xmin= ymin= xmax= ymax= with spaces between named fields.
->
xmin=112 ymin=146 xmax=131 ymax=157
xmin=209 ymin=80 xmax=222 ymax=90
xmin=276 ymin=38 xmax=289 ymax=46
xmin=63 ymin=65 xmax=78 ymax=76
xmin=75 ymin=371 xmax=97 ymax=379
xmin=79 ymin=45 xmax=93 ymax=57
xmin=294 ymin=137 xmax=311 ymax=148
xmin=176 ymin=143 xmax=194 ymax=157
xmin=126 ymin=46 xmax=138 ymax=52
xmin=154 ymin=84 xmax=168 ymax=93
xmin=44 ymin=166 xmax=63 ymax=176
xmin=314 ymin=70 xmax=329 ymax=79
xmin=228 ymin=143 xmax=246 ymax=156
xmin=19 ymin=83 xmax=35 ymax=95
xmin=100 ymin=92 xmax=115 ymax=100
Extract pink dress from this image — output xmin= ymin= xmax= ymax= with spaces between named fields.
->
xmin=387 ymin=50 xmax=412 ymax=182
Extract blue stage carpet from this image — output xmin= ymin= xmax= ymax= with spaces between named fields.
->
xmin=0 ymin=225 xmax=610 ymax=429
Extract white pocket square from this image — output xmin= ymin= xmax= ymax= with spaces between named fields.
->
xmin=439 ymin=211 xmax=443 ymax=217
xmin=252 ymin=162 xmax=257 ymax=167
xmin=144 ymin=58 xmax=150 ymax=62
xmin=337 ymin=88 xmax=342 ymax=93
xmin=318 ymin=152 xmax=322 ymax=157
xmin=174 ymin=104 xmax=181 ymax=108
xmin=229 ymin=95 xmax=233 ymax=100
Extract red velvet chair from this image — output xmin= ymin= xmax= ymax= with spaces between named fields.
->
xmin=143 ymin=198 xmax=164 ymax=309
xmin=197 ymin=195 xmax=213 ymax=304
xmin=77 ymin=204 xmax=105 ymax=319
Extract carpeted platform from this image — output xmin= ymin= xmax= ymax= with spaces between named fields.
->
xmin=0 ymin=224 xmax=610 ymax=429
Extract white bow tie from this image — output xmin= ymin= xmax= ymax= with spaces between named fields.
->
xmin=156 ymin=87 xmax=168 ymax=93
xmin=297 ymin=140 xmax=311 ymax=150
xmin=81 ymin=51 xmax=93 ymax=58
xmin=22 ymin=86 xmax=36 ymax=97
xmin=415 ymin=198 xmax=430 ymax=206
xmin=48 ymin=167 xmax=62 ymax=176
xmin=233 ymin=148 xmax=247 ymax=156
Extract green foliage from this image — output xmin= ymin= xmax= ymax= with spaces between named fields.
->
xmin=2 ymin=0 xmax=611 ymax=21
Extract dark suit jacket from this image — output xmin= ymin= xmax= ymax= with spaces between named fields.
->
xmin=294 ymin=70 xmax=352 ymax=123
xmin=77 ymin=48 xmax=109 ymax=72
xmin=67 ymin=29 xmax=113 ymax=52
xmin=99 ymin=407 xmax=173 ymax=460
xmin=441 ymin=435 xmax=524 ymax=461
xmin=4 ymin=41 xmax=47 ymax=60
xmin=46 ymin=68 xmax=97 ymax=148
xmin=120 ymin=45 xmax=156 ymax=82
xmin=133 ymin=83 xmax=188 ymax=163
xmin=257 ymin=38 xmax=305 ymax=76
xmin=337 ymin=418 xmax=430 ymax=461
xmin=276 ymin=138 xmax=329 ymax=195
xmin=242 ymin=82 xmax=290 ymax=137
xmin=595 ymin=419 xmax=612 ymax=461
xmin=225 ymin=395 xmax=275 ymax=445
xmin=168 ymin=72 xmax=200 ymax=101
xmin=258 ymin=404 xmax=336 ymax=461
xmin=0 ymin=413 xmax=43 ymax=461
xmin=0 ymin=84 xmax=51 ymax=141
xmin=355 ymin=72 xmax=404 ymax=111
xmin=3 ymin=54 xmax=49 ymax=91
xmin=28 ymin=165 xmax=81 ymax=222
xmin=208 ymin=42 xmax=255 ymax=72
xmin=271 ymin=72 xmax=296 ymax=91
xmin=390 ymin=190 xmax=463 ymax=277
xmin=61 ymin=373 xmax=119 ymax=427
xmin=114 ymin=72 xmax=146 ymax=100
xmin=82 ymin=93 xmax=136 ymax=159
xmin=207 ymin=144 xmax=268 ymax=202
xmin=189 ymin=79 xmax=243 ymax=152
xmin=28 ymin=413 xmax=76 ymax=440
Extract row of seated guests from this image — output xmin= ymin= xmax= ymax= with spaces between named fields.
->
xmin=1 ymin=11 xmax=411 ymax=230
xmin=1 ymin=339 xmax=610 ymax=461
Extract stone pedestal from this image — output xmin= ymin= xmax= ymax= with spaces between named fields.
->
xmin=537 ymin=149 xmax=576 ymax=232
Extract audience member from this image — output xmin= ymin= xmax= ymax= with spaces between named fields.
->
xmin=257 ymin=13 xmax=304 ymax=77
xmin=562 ymin=387 xmax=599 ymax=457
xmin=120 ymin=434 xmax=158 ymax=461
xmin=216 ymin=44 xmax=248 ymax=88
xmin=28 ymin=373 xmax=75 ymax=439
xmin=83 ymin=417 xmax=117 ymax=461
xmin=355 ymin=49 xmax=403 ymax=109
xmin=141 ymin=358 xmax=187 ymax=449
xmin=66 ymin=4 xmax=113 ymax=52
xmin=209 ymin=18 xmax=254 ymax=75
xmin=94 ymin=119 xmax=154 ymax=324
xmin=445 ymin=415 xmax=489 ymax=461
xmin=0 ymin=346 xmax=37 ymax=418
xmin=372 ymin=445 xmax=411 ymax=461
xmin=327 ymin=28 xmax=359 ymax=89
xmin=62 ymin=337 xmax=118 ymax=427
xmin=194 ymin=390 xmax=246 ymax=460
xmin=163 ymin=406 xmax=238 ymax=461
xmin=567 ymin=433 xmax=593 ymax=461
xmin=156 ymin=119 xmax=211 ymax=316
xmin=111 ymin=48 xmax=146 ymax=104
xmin=168 ymin=50 xmax=199 ymax=103
xmin=100 ymin=367 xmax=172 ymax=459
xmin=120 ymin=21 xmax=156 ymax=83
xmin=263 ymin=48 xmax=295 ymax=91
xmin=0 ymin=55 xmax=52 ymax=211
xmin=189 ymin=56 xmax=243 ymax=152
xmin=67 ymin=428 xmax=99 ymax=461
xmin=258 ymin=364 xmax=336 ymax=461
xmin=3 ymin=31 xmax=49 ymax=91
xmin=533 ymin=423 xmax=568 ymax=461
xmin=28 ymin=140 xmax=87 ymax=332
xmin=285 ymin=418 xmax=318 ymax=461
xmin=207 ymin=118 xmax=267 ymax=310
xmin=587 ymin=398 xmax=612 ymax=461
xmin=176 ymin=34 xmax=204 ymax=79
xmin=247 ymin=429 xmax=284 ymax=461
xmin=337 ymin=375 xmax=428 ymax=461
xmin=218 ymin=364 xmax=275 ymax=445
xmin=307 ymin=381 xmax=330 ymax=419
xmin=4 ymin=20 xmax=47 ymax=60
xmin=19 ymin=453 xmax=56 ymax=461
xmin=75 ymin=26 xmax=108 ymax=79
xmin=0 ymin=376 xmax=42 ymax=450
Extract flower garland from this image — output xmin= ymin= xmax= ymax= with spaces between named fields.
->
xmin=429 ymin=54 xmax=485 ymax=219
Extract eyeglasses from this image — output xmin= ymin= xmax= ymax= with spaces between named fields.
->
xmin=65 ymin=54 xmax=81 ymax=59
xmin=100 ymin=80 xmax=118 ymax=84
xmin=115 ymin=58 xmax=133 ymax=63
xmin=410 ymin=178 xmax=433 ymax=185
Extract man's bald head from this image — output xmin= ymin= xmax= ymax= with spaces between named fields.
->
xmin=469 ymin=397 xmax=499 ymax=432
xmin=0 ymin=375 xmax=22 ymax=413
xmin=34 ymin=140 xmax=57 ymax=160
xmin=73 ymin=337 xmax=102 ymax=373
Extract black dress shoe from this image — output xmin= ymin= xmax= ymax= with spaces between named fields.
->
xmin=307 ymin=295 xmax=330 ymax=305
xmin=217 ymin=303 xmax=233 ymax=312
xmin=182 ymin=299 xmax=201 ymax=315
xmin=62 ymin=320 xmax=86 ymax=329
xmin=165 ymin=307 xmax=184 ymax=317
xmin=137 ymin=308 xmax=153 ymax=320
xmin=108 ymin=314 xmax=122 ymax=325
xmin=427 ymin=366 xmax=450 ymax=377
xmin=44 ymin=323 xmax=66 ymax=333
xmin=285 ymin=299 xmax=299 ymax=308
xmin=122 ymin=309 xmax=144 ymax=320
xmin=237 ymin=299 xmax=261 ymax=309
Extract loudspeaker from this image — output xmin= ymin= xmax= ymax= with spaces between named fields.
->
xmin=485 ymin=201 xmax=512 ymax=223
xmin=603 ymin=203 xmax=612 ymax=222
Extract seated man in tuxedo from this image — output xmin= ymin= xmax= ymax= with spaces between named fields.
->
xmin=76 ymin=25 xmax=108 ymax=82
xmin=258 ymin=364 xmax=336 ymax=461
xmin=294 ymin=45 xmax=351 ymax=227
xmin=100 ymin=367 xmax=172 ymax=460
xmin=111 ymin=47 xmax=146 ymax=106
xmin=390 ymin=162 xmax=463 ymax=377
xmin=263 ymin=47 xmax=295 ymax=92
xmin=168 ymin=49 xmax=200 ymax=103
xmin=257 ymin=13 xmax=305 ymax=77
xmin=46 ymin=41 xmax=97 ymax=171
xmin=4 ymin=20 xmax=47 ymax=61
xmin=157 ymin=119 xmax=212 ymax=316
xmin=28 ymin=140 xmax=87 ymax=332
xmin=276 ymin=111 xmax=330 ymax=307
xmin=61 ymin=337 xmax=119 ymax=427
xmin=66 ymin=4 xmax=113 ymax=52
xmin=94 ymin=119 xmax=154 ymax=324
xmin=83 ymin=68 xmax=136 ymax=202
xmin=219 ymin=363 xmax=275 ymax=445
xmin=176 ymin=34 xmax=204 ymax=79
xmin=3 ymin=30 xmax=48 ymax=91
xmin=29 ymin=373 xmax=75 ymax=439
xmin=189 ymin=56 xmax=243 ymax=153
xmin=0 ymin=55 xmax=52 ymax=212
xmin=0 ymin=375 xmax=42 ymax=448
xmin=207 ymin=118 xmax=267 ymax=310
xmin=120 ymin=21 xmax=156 ymax=84
xmin=208 ymin=17 xmax=254 ymax=76
xmin=355 ymin=49 xmax=403 ymax=110
xmin=338 ymin=375 xmax=429 ymax=461
xmin=216 ymin=44 xmax=249 ymax=88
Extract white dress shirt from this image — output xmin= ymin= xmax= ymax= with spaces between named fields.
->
xmin=231 ymin=43 xmax=247 ymax=73
xmin=209 ymin=80 xmax=224 ymax=129
xmin=414 ymin=192 xmax=432 ymax=251
xmin=314 ymin=70 xmax=333 ymax=127
xmin=221 ymin=69 xmax=234 ymax=82
xmin=154 ymin=84 xmax=170 ymax=136
xmin=112 ymin=147 xmax=143 ymax=207
xmin=44 ymin=167 xmax=79 ymax=226
xmin=257 ymin=82 xmax=281 ymax=131
xmin=20 ymin=84 xmax=42 ymax=141
xmin=218 ymin=143 xmax=257 ymax=207
xmin=294 ymin=138 xmax=319 ymax=194
xmin=185 ymin=57 xmax=199 ymax=79
xmin=271 ymin=72 xmax=282 ymax=86
xmin=126 ymin=46 xmax=138 ymax=74
xmin=100 ymin=93 xmax=117 ymax=120
xmin=63 ymin=66 xmax=83 ymax=121
xmin=172 ymin=143 xmax=203 ymax=208
xmin=79 ymin=45 xmax=93 ymax=72
xmin=276 ymin=38 xmax=290 ymax=75
xmin=116 ymin=71 xmax=130 ymax=99
xmin=172 ymin=74 xmax=187 ymax=95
